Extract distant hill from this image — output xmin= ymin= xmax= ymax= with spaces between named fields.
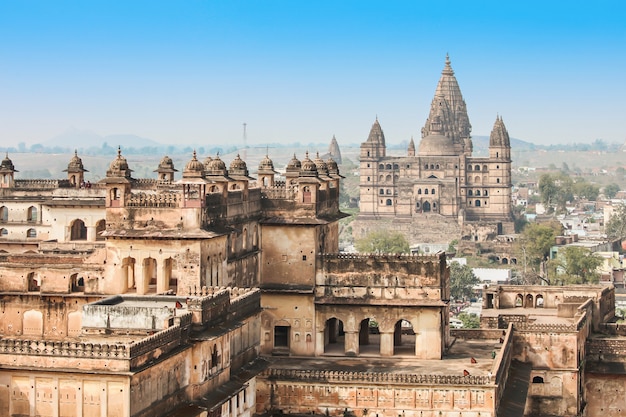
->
xmin=42 ymin=128 xmax=161 ymax=149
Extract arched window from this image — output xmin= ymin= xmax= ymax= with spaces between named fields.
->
xmin=380 ymin=189 xmax=385 ymax=195
xmin=468 ymin=190 xmax=473 ymax=196
xmin=483 ymin=165 xmax=488 ymax=172
xmin=418 ymin=189 xmax=422 ymax=194
xmin=424 ymin=189 xmax=429 ymax=195
xmin=484 ymin=190 xmax=488 ymax=196
xmin=476 ymin=190 xmax=481 ymax=196
xmin=386 ymin=164 xmax=392 ymax=170
xmin=96 ymin=219 xmax=106 ymax=241
xmin=386 ymin=199 xmax=392 ymax=206
xmin=0 ymin=228 xmax=7 ymax=236
xmin=435 ymin=164 xmax=440 ymax=169
xmin=467 ymin=165 xmax=472 ymax=171
xmin=0 ymin=206 xmax=7 ymax=222
xmin=475 ymin=200 xmax=481 ymax=207
xmin=424 ymin=164 xmax=429 ymax=169
xmin=393 ymin=164 xmax=399 ymax=170
xmin=497 ymin=178 xmax=500 ymax=183
xmin=433 ymin=202 xmax=437 ymax=209
xmin=27 ymin=206 xmax=37 ymax=223
xmin=27 ymin=228 xmax=37 ymax=238
xmin=430 ymin=164 xmax=434 ymax=169
xmin=532 ymin=376 xmax=544 ymax=384
xmin=431 ymin=189 xmax=435 ymax=194
xmin=386 ymin=189 xmax=392 ymax=195
xmin=302 ymin=186 xmax=311 ymax=203
xmin=475 ymin=165 xmax=480 ymax=171
xmin=70 ymin=219 xmax=87 ymax=240
xmin=379 ymin=164 xmax=384 ymax=170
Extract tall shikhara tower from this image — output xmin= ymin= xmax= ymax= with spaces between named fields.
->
xmin=357 ymin=55 xmax=513 ymax=242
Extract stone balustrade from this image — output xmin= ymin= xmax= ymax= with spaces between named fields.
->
xmin=15 ymin=179 xmax=69 ymax=189
xmin=0 ymin=338 xmax=130 ymax=358
xmin=263 ymin=368 xmax=491 ymax=386
xmin=129 ymin=325 xmax=183 ymax=358
xmin=127 ymin=192 xmax=180 ymax=208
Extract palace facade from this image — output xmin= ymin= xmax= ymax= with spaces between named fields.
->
xmin=356 ymin=56 xmax=513 ymax=245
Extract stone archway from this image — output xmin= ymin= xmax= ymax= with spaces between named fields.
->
xmin=393 ymin=319 xmax=416 ymax=356
xmin=323 ymin=317 xmax=345 ymax=355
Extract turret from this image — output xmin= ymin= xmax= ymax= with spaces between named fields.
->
xmin=407 ymin=137 xmax=415 ymax=157
xmin=0 ymin=153 xmax=17 ymax=188
xmin=489 ymin=115 xmax=511 ymax=160
xmin=154 ymin=155 xmax=177 ymax=182
xmin=257 ymin=153 xmax=278 ymax=188
xmin=101 ymin=147 xmax=133 ymax=207
xmin=63 ymin=150 xmax=88 ymax=188
xmin=360 ymin=117 xmax=386 ymax=160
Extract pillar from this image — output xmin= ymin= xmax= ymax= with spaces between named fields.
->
xmin=380 ymin=332 xmax=394 ymax=356
xmin=344 ymin=331 xmax=359 ymax=356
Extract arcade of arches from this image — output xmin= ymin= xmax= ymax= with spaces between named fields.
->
xmin=316 ymin=307 xmax=443 ymax=359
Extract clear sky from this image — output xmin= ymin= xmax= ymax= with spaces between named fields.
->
xmin=0 ymin=0 xmax=624 ymax=148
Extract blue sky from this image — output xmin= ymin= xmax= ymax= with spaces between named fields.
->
xmin=0 ymin=0 xmax=624 ymax=148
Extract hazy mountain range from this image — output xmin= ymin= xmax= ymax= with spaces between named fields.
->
xmin=42 ymin=128 xmax=161 ymax=149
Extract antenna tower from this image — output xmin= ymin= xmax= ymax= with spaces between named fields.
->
xmin=242 ymin=123 xmax=247 ymax=161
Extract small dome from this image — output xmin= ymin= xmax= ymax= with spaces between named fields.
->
xmin=313 ymin=152 xmax=328 ymax=176
xmin=156 ymin=155 xmax=177 ymax=172
xmin=0 ymin=153 xmax=16 ymax=172
xmin=300 ymin=151 xmax=318 ymax=177
xmin=203 ymin=156 xmax=213 ymax=171
xmin=206 ymin=154 xmax=228 ymax=176
xmin=326 ymin=157 xmax=340 ymax=176
xmin=230 ymin=154 xmax=248 ymax=171
xmin=106 ymin=147 xmax=132 ymax=177
xmin=67 ymin=150 xmax=86 ymax=172
xmin=286 ymin=153 xmax=301 ymax=170
xmin=418 ymin=133 xmax=456 ymax=156
xmin=258 ymin=154 xmax=275 ymax=172
xmin=183 ymin=151 xmax=204 ymax=177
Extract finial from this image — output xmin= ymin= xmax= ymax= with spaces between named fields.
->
xmin=266 ymin=146 xmax=269 ymax=157
xmin=305 ymin=150 xmax=309 ymax=159
xmin=117 ymin=146 xmax=122 ymax=157
xmin=74 ymin=149 xmax=78 ymax=156
xmin=192 ymin=149 xmax=197 ymax=159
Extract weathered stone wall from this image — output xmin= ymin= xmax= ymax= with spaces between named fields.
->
xmin=256 ymin=368 xmax=496 ymax=417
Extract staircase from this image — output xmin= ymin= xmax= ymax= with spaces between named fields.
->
xmin=497 ymin=360 xmax=532 ymax=417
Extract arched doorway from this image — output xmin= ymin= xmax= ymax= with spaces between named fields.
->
xmin=394 ymin=319 xmax=416 ymax=356
xmin=525 ymin=294 xmax=534 ymax=308
xmin=122 ymin=257 xmax=136 ymax=292
xmin=324 ymin=317 xmax=345 ymax=354
xmin=143 ymin=257 xmax=157 ymax=293
xmin=359 ymin=318 xmax=381 ymax=356
xmin=423 ymin=201 xmax=431 ymax=212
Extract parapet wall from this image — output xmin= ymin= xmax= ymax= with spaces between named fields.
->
xmin=317 ymin=252 xmax=446 ymax=287
xmin=263 ymin=368 xmax=491 ymax=386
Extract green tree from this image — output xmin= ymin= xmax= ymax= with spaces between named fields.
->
xmin=449 ymin=262 xmax=480 ymax=301
xmin=538 ymin=173 xmax=573 ymax=213
xmin=458 ymin=312 xmax=480 ymax=329
xmin=515 ymin=221 xmax=563 ymax=284
xmin=604 ymin=183 xmax=621 ymax=199
xmin=572 ymin=179 xmax=600 ymax=201
xmin=606 ymin=203 xmax=626 ymax=240
xmin=355 ymin=230 xmax=409 ymax=254
xmin=555 ymin=246 xmax=602 ymax=284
